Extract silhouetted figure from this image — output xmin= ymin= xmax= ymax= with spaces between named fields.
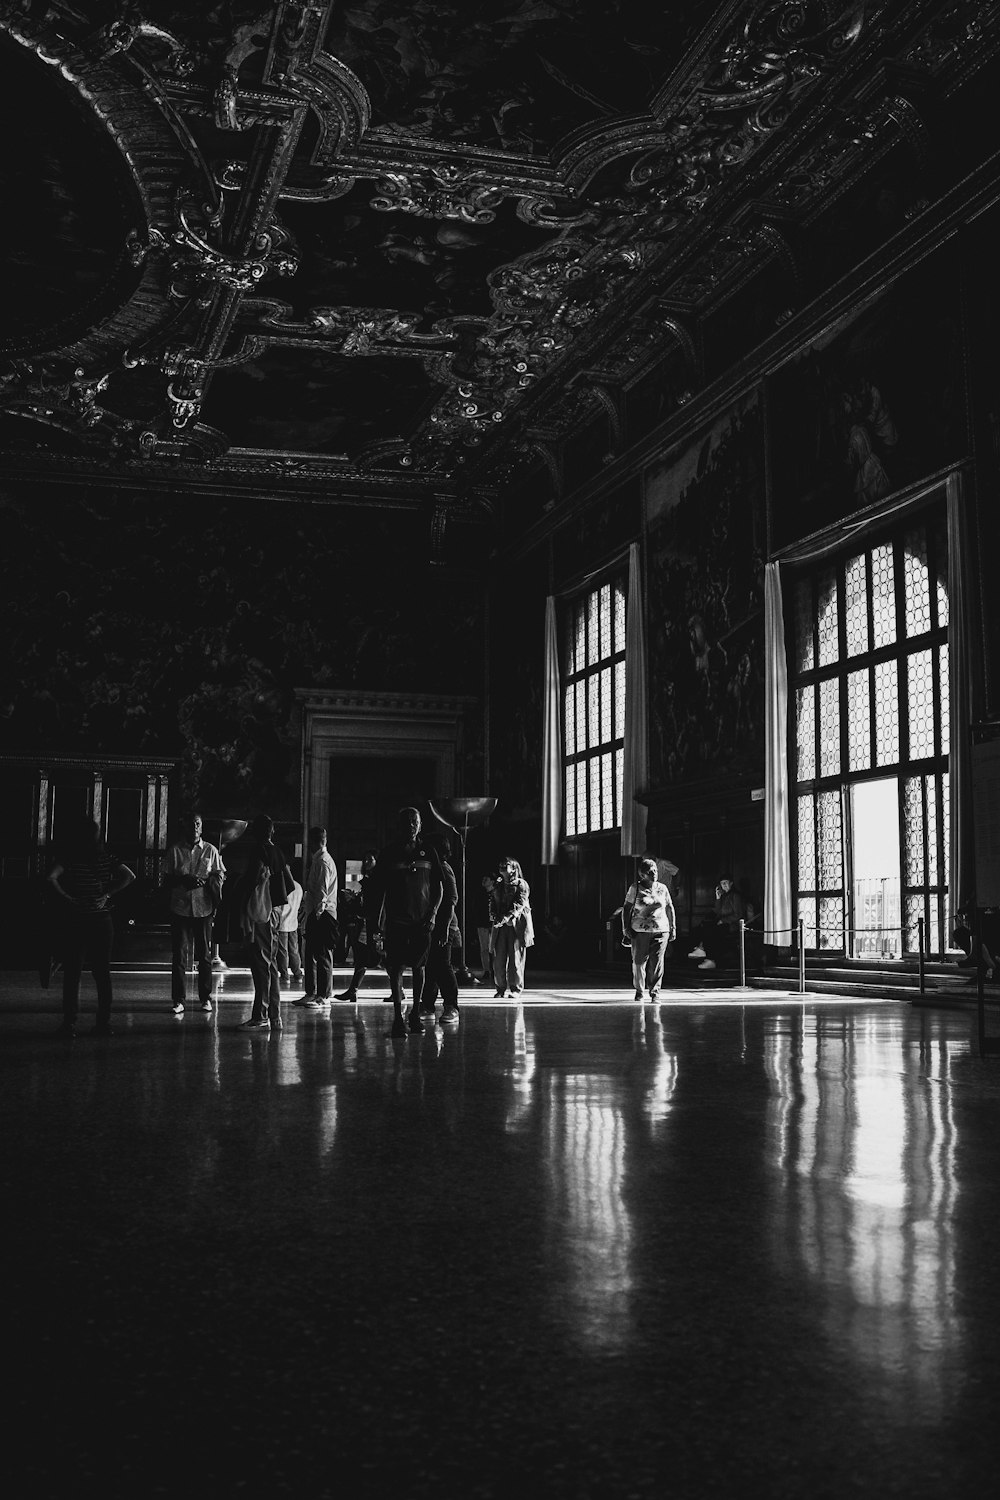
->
xmin=369 ymin=807 xmax=443 ymax=1037
xmin=48 ymin=815 xmax=135 ymax=1037
xmin=336 ymin=851 xmax=379 ymax=1001
xmin=688 ymin=875 xmax=744 ymax=971
xmin=491 ymin=857 xmax=533 ymax=998
xmin=420 ymin=836 xmax=461 ymax=1026
xmin=237 ymin=814 xmax=293 ymax=1031
xmin=622 ymin=856 xmax=676 ymax=1001
xmin=296 ymin=826 xmax=338 ymax=1007
xmin=162 ymin=812 xmax=225 ymax=1015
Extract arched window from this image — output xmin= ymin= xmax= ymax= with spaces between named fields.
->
xmin=563 ymin=575 xmax=627 ymax=836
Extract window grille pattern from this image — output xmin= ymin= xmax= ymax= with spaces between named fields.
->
xmin=794 ymin=578 xmax=814 ymax=672
xmin=563 ymin=577 xmax=627 ymax=836
xmin=907 ymin=649 xmax=935 ymax=759
xmin=790 ymin=512 xmax=950 ymax=955
xmin=796 ymin=686 xmax=816 ymax=780
xmin=819 ymin=679 xmax=841 ymax=778
xmin=817 ymin=568 xmax=839 ymax=667
xmin=871 ymin=544 xmax=896 ymax=648
xmin=874 ymin=660 xmax=899 ymax=767
xmin=847 ymin=669 xmax=871 ymax=773
xmin=939 ymin=645 xmax=950 ymax=756
xmin=904 ymin=531 xmax=932 ymax=637
xmin=845 ymin=554 xmax=870 ymax=657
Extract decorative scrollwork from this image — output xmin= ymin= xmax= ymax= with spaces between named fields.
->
xmin=371 ymin=166 xmax=505 ymax=224
xmin=631 ymin=1 xmax=869 ymax=214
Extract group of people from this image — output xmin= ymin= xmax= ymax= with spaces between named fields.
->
xmin=47 ymin=803 xmax=535 ymax=1040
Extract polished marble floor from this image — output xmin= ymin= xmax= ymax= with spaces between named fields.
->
xmin=3 ymin=966 xmax=1000 ymax=1498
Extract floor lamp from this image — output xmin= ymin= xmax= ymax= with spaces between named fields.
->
xmin=428 ymin=796 xmax=498 ymax=984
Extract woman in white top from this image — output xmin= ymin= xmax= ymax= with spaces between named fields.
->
xmin=622 ymin=856 xmax=676 ymax=1001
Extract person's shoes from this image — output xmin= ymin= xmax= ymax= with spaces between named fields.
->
xmin=200 ymin=1000 xmax=213 ymax=1012
xmin=53 ymin=1020 xmax=76 ymax=1038
xmin=212 ymin=956 xmax=227 ymax=969
xmin=335 ymin=989 xmax=358 ymax=1002
xmin=494 ymin=988 xmax=506 ymax=998
xmin=269 ymin=1018 xmax=283 ymax=1031
xmin=293 ymin=994 xmax=319 ymax=1007
xmin=239 ymin=1017 xmax=269 ymax=1029
xmin=649 ymin=990 xmax=660 ymax=1001
xmin=291 ymin=972 xmax=304 ymax=983
xmin=316 ymin=995 xmax=332 ymax=1006
xmin=634 ymin=990 xmax=644 ymax=1001
xmin=698 ymin=958 xmax=717 ymax=970
xmin=440 ymin=1007 xmax=460 ymax=1025
xmin=407 ymin=1011 xmax=425 ymax=1034
xmin=171 ymin=1002 xmax=185 ymax=1015
xmin=419 ymin=1002 xmax=437 ymax=1015
xmin=91 ymin=1022 xmax=114 ymax=1037
xmin=688 ymin=945 xmax=706 ymax=959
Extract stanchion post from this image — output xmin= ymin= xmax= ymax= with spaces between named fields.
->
xmin=918 ymin=916 xmax=925 ymax=995
xmin=798 ymin=918 xmax=805 ymax=995
xmin=738 ymin=918 xmax=747 ymax=989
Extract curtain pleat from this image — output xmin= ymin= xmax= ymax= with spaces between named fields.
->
xmin=764 ymin=562 xmax=793 ymax=941
xmin=946 ymin=472 xmax=973 ymax=922
xmin=621 ymin=542 xmax=649 ymax=856
xmin=541 ymin=595 xmax=562 ymax=865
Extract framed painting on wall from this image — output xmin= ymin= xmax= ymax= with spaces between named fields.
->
xmin=767 ymin=248 xmax=964 ymax=552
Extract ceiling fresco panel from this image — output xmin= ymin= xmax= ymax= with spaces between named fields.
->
xmin=202 ymin=348 xmax=444 ymax=456
xmin=325 ymin=1 xmax=719 ymax=152
xmin=1 ymin=1 xmax=998 ymax=531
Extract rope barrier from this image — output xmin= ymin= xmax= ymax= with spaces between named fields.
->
xmin=738 ymin=914 xmax=927 ymax=995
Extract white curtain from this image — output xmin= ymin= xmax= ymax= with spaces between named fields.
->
xmin=621 ymin=542 xmax=649 ymax=856
xmin=764 ymin=562 xmax=792 ymax=941
xmin=946 ymin=471 xmax=974 ymax=921
xmin=541 ymin=594 xmax=562 ymax=865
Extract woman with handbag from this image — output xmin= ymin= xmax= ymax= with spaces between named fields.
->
xmin=622 ymin=857 xmax=676 ymax=1002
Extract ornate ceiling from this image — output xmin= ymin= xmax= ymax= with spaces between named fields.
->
xmin=1 ymin=1 xmax=998 ymax=529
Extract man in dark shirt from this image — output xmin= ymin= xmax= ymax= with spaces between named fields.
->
xmin=368 ymin=806 xmax=443 ymax=1036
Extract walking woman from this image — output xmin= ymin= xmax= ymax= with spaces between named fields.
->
xmin=491 ymin=857 xmax=534 ymax=998
xmin=48 ymin=814 xmax=135 ymax=1037
xmin=622 ymin=856 xmax=676 ymax=1001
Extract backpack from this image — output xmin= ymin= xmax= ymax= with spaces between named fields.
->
xmin=246 ymin=861 xmax=273 ymax=924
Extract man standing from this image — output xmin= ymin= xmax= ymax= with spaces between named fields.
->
xmin=162 ymin=813 xmax=225 ymax=1015
xmin=368 ymin=806 xmax=443 ymax=1037
xmin=296 ymin=826 xmax=338 ymax=1008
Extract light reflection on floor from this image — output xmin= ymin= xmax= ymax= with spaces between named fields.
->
xmin=2 ymin=971 xmax=999 ymax=1498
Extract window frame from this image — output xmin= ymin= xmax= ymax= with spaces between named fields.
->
xmin=562 ymin=570 xmax=628 ymax=840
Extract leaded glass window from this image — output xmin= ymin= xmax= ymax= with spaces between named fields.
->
xmin=789 ymin=509 xmax=950 ymax=955
xmin=563 ymin=576 xmax=627 ymax=836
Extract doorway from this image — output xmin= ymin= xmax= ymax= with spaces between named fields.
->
xmin=850 ymin=778 xmax=901 ymax=958
xmin=328 ymin=754 xmax=437 ymax=865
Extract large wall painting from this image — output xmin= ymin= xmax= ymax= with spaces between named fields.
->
xmin=768 ymin=251 xmax=964 ymax=550
xmin=645 ymin=391 xmax=766 ymax=787
xmin=0 ymin=489 xmax=484 ymax=818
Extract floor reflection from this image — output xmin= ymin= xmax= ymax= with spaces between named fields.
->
xmin=763 ymin=1010 xmax=966 ymax=1422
